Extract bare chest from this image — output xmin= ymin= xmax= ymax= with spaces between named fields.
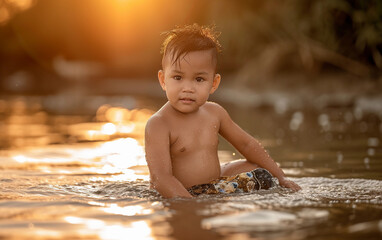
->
xmin=169 ymin=122 xmax=220 ymax=156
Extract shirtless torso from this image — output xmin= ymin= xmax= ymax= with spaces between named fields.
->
xmin=151 ymin=101 xmax=221 ymax=188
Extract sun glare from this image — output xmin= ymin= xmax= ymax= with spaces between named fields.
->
xmin=101 ymin=123 xmax=117 ymax=135
xmin=10 ymin=136 xmax=148 ymax=179
xmin=64 ymin=216 xmax=154 ymax=240
xmin=69 ymin=106 xmax=152 ymax=142
xmin=99 ymin=221 xmax=153 ymax=240
xmin=102 ymin=204 xmax=153 ymax=216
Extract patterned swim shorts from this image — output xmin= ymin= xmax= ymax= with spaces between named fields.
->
xmin=187 ymin=168 xmax=275 ymax=196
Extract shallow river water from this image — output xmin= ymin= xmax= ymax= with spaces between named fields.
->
xmin=0 ymin=94 xmax=381 ymax=240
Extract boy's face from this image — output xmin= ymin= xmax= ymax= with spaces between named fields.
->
xmin=158 ymin=49 xmax=221 ymax=114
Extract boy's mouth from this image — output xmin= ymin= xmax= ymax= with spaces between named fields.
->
xmin=179 ymin=98 xmax=195 ymax=104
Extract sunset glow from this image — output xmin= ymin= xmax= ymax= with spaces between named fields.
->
xmin=2 ymin=0 xmax=381 ymax=239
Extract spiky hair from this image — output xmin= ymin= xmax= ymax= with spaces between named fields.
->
xmin=160 ymin=24 xmax=221 ymax=68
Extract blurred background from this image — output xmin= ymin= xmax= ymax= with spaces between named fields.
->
xmin=0 ymin=0 xmax=381 ymax=149
xmin=1 ymin=0 xmax=381 ymax=94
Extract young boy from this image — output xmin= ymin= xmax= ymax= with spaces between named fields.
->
xmin=145 ymin=24 xmax=301 ymax=198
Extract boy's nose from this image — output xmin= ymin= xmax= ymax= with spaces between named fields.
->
xmin=182 ymin=81 xmax=195 ymax=92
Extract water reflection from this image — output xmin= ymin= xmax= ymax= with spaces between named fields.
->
xmin=0 ymin=95 xmax=381 ymax=240
xmin=69 ymin=105 xmax=151 ymax=142
xmin=102 ymin=204 xmax=153 ymax=216
xmin=9 ymin=137 xmax=148 ymax=181
xmin=64 ymin=216 xmax=154 ymax=240
xmin=0 ymin=97 xmax=153 ymax=149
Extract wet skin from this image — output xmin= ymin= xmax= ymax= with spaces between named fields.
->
xmin=145 ymin=49 xmax=301 ymax=198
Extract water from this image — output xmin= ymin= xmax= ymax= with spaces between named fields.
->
xmin=0 ymin=95 xmax=381 ymax=240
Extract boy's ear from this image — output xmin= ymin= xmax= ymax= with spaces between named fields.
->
xmin=210 ymin=74 xmax=221 ymax=94
xmin=158 ymin=70 xmax=166 ymax=91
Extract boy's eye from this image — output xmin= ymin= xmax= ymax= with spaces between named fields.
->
xmin=173 ymin=75 xmax=182 ymax=80
xmin=195 ymin=77 xmax=205 ymax=82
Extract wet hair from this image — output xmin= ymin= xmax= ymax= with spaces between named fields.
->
xmin=160 ymin=24 xmax=221 ymax=69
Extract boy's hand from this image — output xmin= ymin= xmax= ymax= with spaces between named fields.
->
xmin=278 ymin=178 xmax=301 ymax=191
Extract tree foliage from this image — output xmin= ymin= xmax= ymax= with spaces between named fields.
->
xmin=212 ymin=0 xmax=382 ymax=72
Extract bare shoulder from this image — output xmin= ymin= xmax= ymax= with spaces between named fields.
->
xmin=204 ymin=101 xmax=226 ymax=112
xmin=145 ymin=111 xmax=168 ymax=134
xmin=146 ymin=104 xmax=175 ymax=136
xmin=145 ymin=110 xmax=171 ymax=157
xmin=204 ymin=101 xmax=230 ymax=119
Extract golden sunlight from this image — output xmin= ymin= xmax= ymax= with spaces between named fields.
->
xmin=68 ymin=105 xmax=153 ymax=141
xmin=99 ymin=221 xmax=153 ymax=240
xmin=102 ymin=204 xmax=153 ymax=216
xmin=64 ymin=216 xmax=154 ymax=240
xmin=70 ymin=106 xmax=152 ymax=142
xmin=5 ymin=0 xmax=34 ymax=10
xmin=101 ymin=123 xmax=117 ymax=135
xmin=95 ymin=138 xmax=147 ymax=171
xmin=10 ymin=136 xmax=148 ymax=179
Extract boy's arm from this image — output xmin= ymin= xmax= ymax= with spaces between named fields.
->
xmin=215 ymin=104 xmax=301 ymax=191
xmin=144 ymin=116 xmax=193 ymax=198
